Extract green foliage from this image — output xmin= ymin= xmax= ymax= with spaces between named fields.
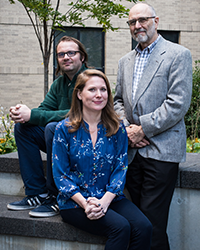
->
xmin=9 ymin=0 xmax=139 ymax=31
xmin=186 ymin=138 xmax=200 ymax=153
xmin=111 ymin=82 xmax=116 ymax=97
xmin=185 ymin=60 xmax=200 ymax=141
xmin=8 ymin=0 xmax=139 ymax=97
xmin=0 ymin=107 xmax=17 ymax=155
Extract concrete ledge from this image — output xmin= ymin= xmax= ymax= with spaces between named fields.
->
xmin=167 ymin=187 xmax=200 ymax=250
xmin=0 ymin=194 xmax=106 ymax=246
xmin=0 ymin=152 xmax=20 ymax=173
xmin=0 ymin=151 xmax=47 ymax=173
xmin=177 ymin=153 xmax=200 ymax=189
xmin=0 ymin=235 xmax=105 ymax=250
xmin=1 ymin=152 xmax=200 ymax=189
xmin=1 ymin=152 xmax=200 ymax=249
xmin=0 ymin=152 xmax=47 ymax=196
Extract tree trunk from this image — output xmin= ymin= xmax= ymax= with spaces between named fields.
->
xmin=43 ymin=2 xmax=49 ymax=98
xmin=44 ymin=56 xmax=49 ymax=97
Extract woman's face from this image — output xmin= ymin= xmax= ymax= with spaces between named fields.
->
xmin=77 ymin=76 xmax=108 ymax=114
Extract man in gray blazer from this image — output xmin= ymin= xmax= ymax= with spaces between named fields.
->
xmin=114 ymin=2 xmax=192 ymax=250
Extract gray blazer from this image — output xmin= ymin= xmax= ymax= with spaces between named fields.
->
xmin=114 ymin=36 xmax=193 ymax=164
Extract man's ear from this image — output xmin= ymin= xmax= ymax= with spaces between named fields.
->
xmin=155 ymin=16 xmax=159 ymax=29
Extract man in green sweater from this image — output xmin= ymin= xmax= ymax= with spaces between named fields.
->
xmin=7 ymin=36 xmax=88 ymax=217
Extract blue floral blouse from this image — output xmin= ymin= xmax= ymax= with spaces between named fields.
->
xmin=52 ymin=118 xmax=128 ymax=210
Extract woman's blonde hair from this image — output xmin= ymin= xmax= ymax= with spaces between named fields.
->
xmin=66 ymin=69 xmax=120 ymax=136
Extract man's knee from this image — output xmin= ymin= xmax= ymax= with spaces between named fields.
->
xmin=14 ymin=122 xmax=23 ymax=133
xmin=14 ymin=122 xmax=29 ymax=138
xmin=44 ymin=122 xmax=58 ymax=143
xmin=45 ymin=122 xmax=57 ymax=134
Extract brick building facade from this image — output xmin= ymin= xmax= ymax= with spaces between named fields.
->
xmin=0 ymin=0 xmax=200 ymax=111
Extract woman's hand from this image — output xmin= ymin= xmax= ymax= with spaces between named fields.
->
xmin=85 ymin=197 xmax=105 ymax=220
xmin=85 ymin=192 xmax=116 ymax=220
xmin=71 ymin=193 xmax=105 ymax=220
xmin=71 ymin=192 xmax=116 ymax=220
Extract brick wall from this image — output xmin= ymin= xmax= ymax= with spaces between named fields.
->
xmin=0 ymin=0 xmax=199 ymax=111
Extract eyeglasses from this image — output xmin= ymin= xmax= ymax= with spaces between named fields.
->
xmin=127 ymin=16 xmax=156 ymax=26
xmin=57 ymin=51 xmax=80 ymax=58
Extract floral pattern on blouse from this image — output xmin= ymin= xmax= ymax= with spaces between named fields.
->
xmin=52 ymin=118 xmax=128 ymax=210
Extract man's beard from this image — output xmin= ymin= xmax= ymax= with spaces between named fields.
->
xmin=135 ymin=33 xmax=148 ymax=43
xmin=133 ymin=29 xmax=148 ymax=43
xmin=133 ymin=23 xmax=155 ymax=44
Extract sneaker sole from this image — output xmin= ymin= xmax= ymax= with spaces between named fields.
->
xmin=29 ymin=211 xmax=59 ymax=218
xmin=7 ymin=204 xmax=36 ymax=211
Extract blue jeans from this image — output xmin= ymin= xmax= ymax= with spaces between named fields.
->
xmin=60 ymin=198 xmax=152 ymax=250
xmin=14 ymin=122 xmax=58 ymax=196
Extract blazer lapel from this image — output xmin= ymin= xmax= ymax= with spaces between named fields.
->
xmin=124 ymin=50 xmax=136 ymax=107
xmin=132 ymin=38 xmax=166 ymax=110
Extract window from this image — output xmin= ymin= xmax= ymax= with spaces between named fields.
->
xmin=54 ymin=27 xmax=105 ymax=78
xmin=158 ymin=30 xmax=179 ymax=43
xmin=132 ymin=30 xmax=180 ymax=49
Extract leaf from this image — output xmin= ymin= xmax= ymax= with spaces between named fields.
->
xmin=8 ymin=0 xmax=138 ymax=96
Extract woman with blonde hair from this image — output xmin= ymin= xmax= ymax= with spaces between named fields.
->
xmin=52 ymin=69 xmax=152 ymax=250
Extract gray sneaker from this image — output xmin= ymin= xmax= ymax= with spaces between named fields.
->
xmin=29 ymin=195 xmax=59 ymax=218
xmin=7 ymin=195 xmax=46 ymax=211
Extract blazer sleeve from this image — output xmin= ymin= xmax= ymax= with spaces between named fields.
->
xmin=139 ymin=48 xmax=193 ymax=138
xmin=114 ymin=59 xmax=131 ymax=127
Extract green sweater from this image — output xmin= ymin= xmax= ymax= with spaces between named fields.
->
xmin=29 ymin=64 xmax=87 ymax=127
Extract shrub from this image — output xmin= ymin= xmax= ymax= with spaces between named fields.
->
xmin=185 ymin=60 xmax=200 ymax=140
xmin=186 ymin=138 xmax=200 ymax=153
xmin=0 ymin=106 xmax=17 ymax=154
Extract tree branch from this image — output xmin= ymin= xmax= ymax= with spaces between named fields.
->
xmin=47 ymin=0 xmax=61 ymax=58
xmin=34 ymin=13 xmax=42 ymax=43
xmin=64 ymin=0 xmax=92 ymax=19
xmin=20 ymin=1 xmax=44 ymax=56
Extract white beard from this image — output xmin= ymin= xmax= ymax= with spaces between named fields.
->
xmin=135 ymin=33 xmax=148 ymax=43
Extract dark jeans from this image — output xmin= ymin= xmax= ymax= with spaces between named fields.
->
xmin=126 ymin=152 xmax=179 ymax=250
xmin=60 ymin=198 xmax=152 ymax=250
xmin=14 ymin=122 xmax=58 ymax=196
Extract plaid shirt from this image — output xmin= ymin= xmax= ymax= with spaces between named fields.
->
xmin=132 ymin=35 xmax=160 ymax=100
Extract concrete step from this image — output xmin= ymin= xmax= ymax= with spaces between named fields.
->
xmin=0 ymin=152 xmax=46 ymax=196
xmin=1 ymin=152 xmax=200 ymax=249
xmin=0 ymin=194 xmax=106 ymax=250
xmin=0 ymin=153 xmax=106 ymax=249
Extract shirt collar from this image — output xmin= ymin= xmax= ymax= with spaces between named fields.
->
xmin=135 ymin=34 xmax=161 ymax=54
